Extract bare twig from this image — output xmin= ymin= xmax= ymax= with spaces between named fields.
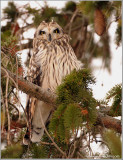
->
xmin=15 ymin=54 xmax=21 ymax=119
xmin=8 ymin=102 xmax=20 ymax=116
xmin=2 ymin=67 xmax=19 ymax=90
xmin=2 ymin=67 xmax=27 ymax=125
xmin=68 ymin=143 xmax=74 ymax=158
xmin=68 ymin=9 xmax=78 ymax=36
xmin=106 ymin=15 xmax=121 ymax=31
xmin=1 ymin=87 xmax=6 ymax=133
xmin=12 ymin=91 xmax=26 ymax=116
xmin=77 ymin=151 xmax=84 ymax=158
xmin=1 ymin=51 xmax=11 ymax=68
xmin=5 ymin=76 xmax=11 ymax=145
xmin=68 ymin=129 xmax=79 ymax=157
xmin=70 ymin=141 xmax=78 ymax=158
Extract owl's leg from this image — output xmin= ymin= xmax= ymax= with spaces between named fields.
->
xmin=31 ymin=101 xmax=53 ymax=143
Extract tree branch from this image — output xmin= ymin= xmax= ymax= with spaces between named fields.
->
xmin=1 ymin=67 xmax=56 ymax=106
xmin=1 ymin=67 xmax=121 ymax=133
xmin=97 ymin=112 xmax=121 ymax=133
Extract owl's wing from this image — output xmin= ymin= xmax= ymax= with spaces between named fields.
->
xmin=27 ymin=52 xmax=42 ymax=113
xmin=23 ymin=50 xmax=42 ymax=145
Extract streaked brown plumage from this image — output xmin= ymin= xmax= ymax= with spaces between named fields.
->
xmin=23 ymin=21 xmax=83 ymax=145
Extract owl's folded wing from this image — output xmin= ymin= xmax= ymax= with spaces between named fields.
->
xmin=23 ymin=54 xmax=42 ymax=145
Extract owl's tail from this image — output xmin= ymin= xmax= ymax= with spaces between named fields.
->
xmin=23 ymin=101 xmax=53 ymax=145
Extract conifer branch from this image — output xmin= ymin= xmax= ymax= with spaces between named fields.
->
xmin=39 ymin=107 xmax=67 ymax=157
xmin=1 ymin=67 xmax=121 ymax=134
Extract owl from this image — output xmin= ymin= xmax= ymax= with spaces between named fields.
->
xmin=23 ymin=21 xmax=83 ymax=145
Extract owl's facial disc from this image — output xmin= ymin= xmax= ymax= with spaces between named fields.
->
xmin=37 ymin=23 xmax=63 ymax=42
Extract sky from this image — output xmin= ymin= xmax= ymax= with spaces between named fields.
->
xmin=1 ymin=0 xmax=122 ymax=154
xmin=92 ymin=22 xmax=122 ymax=101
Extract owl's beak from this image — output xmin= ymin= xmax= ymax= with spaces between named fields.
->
xmin=48 ymin=34 xmax=52 ymax=42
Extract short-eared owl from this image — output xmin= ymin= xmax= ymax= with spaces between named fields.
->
xmin=23 ymin=21 xmax=83 ymax=145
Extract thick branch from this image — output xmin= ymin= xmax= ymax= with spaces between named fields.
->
xmin=1 ymin=67 xmax=121 ymax=133
xmin=97 ymin=112 xmax=121 ymax=133
xmin=8 ymin=113 xmax=121 ymax=134
xmin=1 ymin=67 xmax=56 ymax=106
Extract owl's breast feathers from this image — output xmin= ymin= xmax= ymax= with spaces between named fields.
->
xmin=23 ymin=30 xmax=83 ymax=145
xmin=32 ymin=34 xmax=83 ymax=91
xmin=26 ymin=34 xmax=83 ymax=123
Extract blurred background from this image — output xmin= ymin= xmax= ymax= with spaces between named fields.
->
xmin=1 ymin=0 xmax=122 ymax=158
xmin=1 ymin=1 xmax=122 ymax=101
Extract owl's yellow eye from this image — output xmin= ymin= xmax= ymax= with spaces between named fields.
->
xmin=39 ymin=30 xmax=45 ymax=35
xmin=53 ymin=28 xmax=60 ymax=34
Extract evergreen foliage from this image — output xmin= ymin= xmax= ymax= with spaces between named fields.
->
xmin=41 ymin=134 xmax=67 ymax=158
xmin=30 ymin=143 xmax=48 ymax=158
xmin=1 ymin=143 xmax=24 ymax=158
xmin=56 ymin=69 xmax=96 ymax=104
xmin=106 ymin=84 xmax=122 ymax=116
xmin=62 ymin=1 xmax=76 ymax=12
xmin=1 ymin=32 xmax=17 ymax=47
xmin=115 ymin=20 xmax=122 ymax=47
xmin=49 ymin=69 xmax=97 ymax=143
xmin=26 ymin=6 xmax=39 ymax=14
xmin=33 ymin=6 xmax=57 ymax=26
xmin=78 ymin=1 xmax=122 ymax=46
xmin=103 ymin=129 xmax=121 ymax=158
xmin=3 ymin=2 xmax=19 ymax=22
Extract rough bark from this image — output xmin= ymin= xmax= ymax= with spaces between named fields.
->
xmin=1 ymin=67 xmax=56 ymax=106
xmin=97 ymin=112 xmax=121 ymax=133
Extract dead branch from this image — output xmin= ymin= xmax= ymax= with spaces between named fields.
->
xmin=1 ymin=87 xmax=6 ymax=133
xmin=8 ymin=102 xmax=20 ymax=116
xmin=12 ymin=90 xmax=27 ymax=121
xmin=5 ymin=76 xmax=11 ymax=145
xmin=68 ymin=9 xmax=78 ymax=36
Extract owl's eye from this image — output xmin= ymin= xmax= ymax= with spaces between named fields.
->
xmin=53 ymin=28 xmax=60 ymax=34
xmin=39 ymin=30 xmax=45 ymax=35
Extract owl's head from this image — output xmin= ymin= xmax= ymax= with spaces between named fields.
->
xmin=35 ymin=21 xmax=64 ymax=42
